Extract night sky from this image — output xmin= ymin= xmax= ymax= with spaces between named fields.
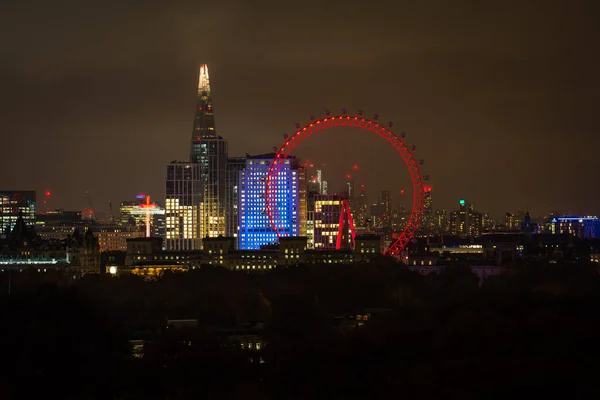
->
xmin=1 ymin=0 xmax=599 ymax=218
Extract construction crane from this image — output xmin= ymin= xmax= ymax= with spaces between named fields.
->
xmin=85 ymin=190 xmax=95 ymax=222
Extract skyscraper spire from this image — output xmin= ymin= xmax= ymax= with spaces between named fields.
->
xmin=198 ymin=64 xmax=210 ymax=95
xmin=191 ymin=64 xmax=217 ymax=163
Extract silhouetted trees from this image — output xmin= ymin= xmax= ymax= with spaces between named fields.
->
xmin=1 ymin=260 xmax=600 ymax=398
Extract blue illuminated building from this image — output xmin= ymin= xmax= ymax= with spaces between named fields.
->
xmin=239 ymin=154 xmax=300 ymax=250
xmin=552 ymin=216 xmax=600 ymax=238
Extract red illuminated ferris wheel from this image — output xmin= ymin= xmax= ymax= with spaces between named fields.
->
xmin=265 ymin=110 xmax=427 ymax=256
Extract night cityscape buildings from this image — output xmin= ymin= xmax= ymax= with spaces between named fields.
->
xmin=165 ymin=162 xmax=202 ymax=250
xmin=0 ymin=191 xmax=36 ymax=232
xmin=238 ymin=154 xmax=303 ymax=250
xmin=2 ymin=64 xmax=599 ymax=268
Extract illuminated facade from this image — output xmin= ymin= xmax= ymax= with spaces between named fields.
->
xmin=238 ymin=154 xmax=302 ymax=250
xmin=0 ymin=191 xmax=36 ymax=233
xmin=313 ymin=193 xmax=355 ymax=250
xmin=189 ymin=64 xmax=228 ymax=239
xmin=552 ymin=217 xmax=600 ymax=238
xmin=450 ymin=199 xmax=483 ymax=237
xmin=119 ymin=196 xmax=165 ymax=237
xmin=165 ymin=162 xmax=202 ymax=250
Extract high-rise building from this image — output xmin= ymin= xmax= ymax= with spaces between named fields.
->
xmin=451 ymin=199 xmax=469 ymax=236
xmin=434 ymin=209 xmax=449 ymax=233
xmin=165 ymin=162 xmax=202 ymax=250
xmin=297 ymin=166 xmax=308 ymax=237
xmin=350 ymin=184 xmax=368 ymax=232
xmin=381 ymin=190 xmax=392 ymax=228
xmin=0 ymin=191 xmax=36 ymax=233
xmin=238 ymin=154 xmax=302 ymax=250
xmin=450 ymin=199 xmax=483 ymax=237
xmin=421 ymin=186 xmax=433 ymax=233
xmin=189 ymin=65 xmax=229 ymax=239
xmin=313 ymin=193 xmax=355 ymax=250
xmin=226 ymin=156 xmax=246 ymax=243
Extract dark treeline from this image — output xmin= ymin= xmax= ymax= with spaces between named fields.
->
xmin=1 ymin=261 xmax=600 ymax=399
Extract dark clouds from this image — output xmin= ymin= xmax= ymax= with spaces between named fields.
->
xmin=1 ymin=0 xmax=598 ymax=217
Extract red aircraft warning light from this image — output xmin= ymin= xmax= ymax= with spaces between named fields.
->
xmin=353 ymin=164 xmax=359 ymax=170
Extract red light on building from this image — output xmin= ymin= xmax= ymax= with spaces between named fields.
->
xmin=346 ymin=174 xmax=352 ymax=179
xmin=45 ymin=191 xmax=51 ymax=197
xmin=353 ymin=164 xmax=359 ymax=170
xmin=424 ymin=185 xmax=432 ymax=192
xmin=400 ymin=189 xmax=405 ymax=195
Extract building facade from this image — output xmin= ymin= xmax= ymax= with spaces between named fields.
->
xmin=226 ymin=156 xmax=246 ymax=243
xmin=238 ymin=154 xmax=302 ymax=250
xmin=165 ymin=162 xmax=202 ymax=250
xmin=552 ymin=217 xmax=600 ymax=238
xmin=119 ymin=197 xmax=165 ymax=238
xmin=189 ymin=65 xmax=229 ymax=239
xmin=0 ymin=191 xmax=36 ymax=233
xmin=313 ymin=193 xmax=355 ymax=250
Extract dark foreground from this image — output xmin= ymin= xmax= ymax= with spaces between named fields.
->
xmin=1 ymin=261 xmax=599 ymax=399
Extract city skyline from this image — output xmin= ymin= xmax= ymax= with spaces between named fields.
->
xmin=2 ymin=1 xmax=599 ymax=217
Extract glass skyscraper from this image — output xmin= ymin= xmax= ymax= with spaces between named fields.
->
xmin=238 ymin=154 xmax=302 ymax=250
xmin=189 ymin=64 xmax=229 ymax=239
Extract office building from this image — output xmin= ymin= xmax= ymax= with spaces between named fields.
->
xmin=0 ymin=190 xmax=36 ymax=233
xmin=238 ymin=154 xmax=302 ymax=250
xmin=422 ymin=186 xmax=433 ymax=232
xmin=119 ymin=195 xmax=166 ymax=237
xmin=226 ymin=156 xmax=246 ymax=242
xmin=189 ymin=64 xmax=229 ymax=239
xmin=552 ymin=216 xmax=600 ymax=238
xmin=165 ymin=162 xmax=202 ymax=250
xmin=313 ymin=193 xmax=355 ymax=250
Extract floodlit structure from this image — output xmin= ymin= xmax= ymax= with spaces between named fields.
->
xmin=238 ymin=154 xmax=303 ymax=250
xmin=190 ymin=64 xmax=228 ymax=239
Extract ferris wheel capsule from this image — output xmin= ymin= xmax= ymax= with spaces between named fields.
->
xmin=424 ymin=175 xmax=429 ymax=181
xmin=411 ymin=145 xmax=417 ymax=151
xmin=283 ymin=133 xmax=288 ymax=139
xmin=373 ymin=114 xmax=379 ymax=120
xmin=310 ymin=115 xmax=315 ymax=121
xmin=357 ymin=110 xmax=363 ymax=116
xmin=325 ymin=110 xmax=331 ymax=116
xmin=272 ymin=146 xmax=278 ymax=152
xmin=401 ymin=132 xmax=406 ymax=138
xmin=341 ymin=108 xmax=347 ymax=115
xmin=295 ymin=123 xmax=301 ymax=129
xmin=388 ymin=122 xmax=394 ymax=128
xmin=419 ymin=159 xmax=424 ymax=165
